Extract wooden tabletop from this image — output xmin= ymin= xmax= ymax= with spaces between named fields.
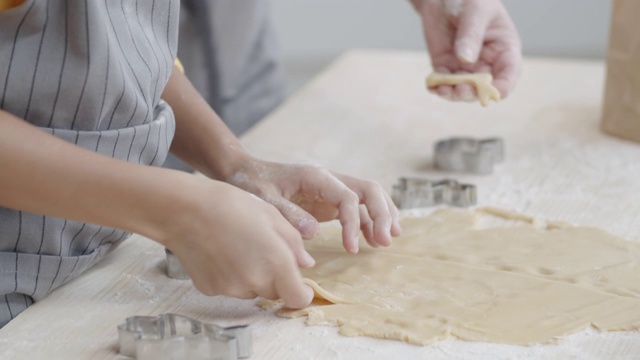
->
xmin=1 ymin=50 xmax=639 ymax=359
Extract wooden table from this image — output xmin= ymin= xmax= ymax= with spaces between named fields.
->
xmin=1 ymin=50 xmax=639 ymax=359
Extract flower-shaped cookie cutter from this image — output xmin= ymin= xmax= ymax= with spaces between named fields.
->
xmin=391 ymin=177 xmax=477 ymax=209
xmin=434 ymin=137 xmax=504 ymax=174
xmin=118 ymin=313 xmax=252 ymax=360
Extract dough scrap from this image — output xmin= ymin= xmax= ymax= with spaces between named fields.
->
xmin=426 ymin=72 xmax=501 ymax=107
xmin=264 ymin=208 xmax=640 ymax=345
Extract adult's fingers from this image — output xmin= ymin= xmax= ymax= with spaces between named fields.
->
xmin=491 ymin=47 xmax=522 ymax=98
xmin=433 ymin=85 xmax=454 ymax=100
xmin=452 ymin=83 xmax=477 ymax=102
xmin=452 ymin=64 xmax=491 ymax=102
xmin=454 ymin=2 xmax=491 ymax=64
xmin=428 ymin=67 xmax=454 ymax=100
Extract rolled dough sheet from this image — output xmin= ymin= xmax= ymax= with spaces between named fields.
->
xmin=426 ymin=72 xmax=501 ymax=107
xmin=261 ymin=208 xmax=640 ymax=345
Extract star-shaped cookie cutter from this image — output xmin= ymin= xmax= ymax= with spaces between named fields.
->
xmin=118 ymin=313 xmax=252 ymax=360
xmin=391 ymin=177 xmax=477 ymax=209
xmin=434 ymin=137 xmax=504 ymax=174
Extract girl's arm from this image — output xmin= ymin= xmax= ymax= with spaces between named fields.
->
xmin=163 ymin=66 xmax=401 ymax=254
xmin=0 ymin=109 xmax=183 ymax=239
xmin=0 ymin=108 xmax=314 ymax=309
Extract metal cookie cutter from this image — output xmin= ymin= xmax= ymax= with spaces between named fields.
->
xmin=391 ymin=177 xmax=477 ymax=209
xmin=118 ymin=313 xmax=252 ymax=360
xmin=434 ymin=137 xmax=504 ymax=174
xmin=165 ymin=249 xmax=189 ymax=280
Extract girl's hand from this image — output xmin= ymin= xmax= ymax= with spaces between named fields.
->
xmin=160 ymin=175 xmax=315 ymax=309
xmin=225 ymin=157 xmax=402 ymax=255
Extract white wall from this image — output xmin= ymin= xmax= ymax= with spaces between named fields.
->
xmin=271 ymin=0 xmax=424 ymax=61
xmin=503 ymin=0 xmax=610 ymax=58
xmin=271 ymin=0 xmax=612 ymax=90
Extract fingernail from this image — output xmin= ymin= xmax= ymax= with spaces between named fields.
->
xmin=303 ymin=285 xmax=315 ymax=304
xmin=350 ymin=241 xmax=359 ymax=254
xmin=392 ymin=221 xmax=402 ymax=237
xmin=457 ymin=47 xmax=475 ymax=63
xmin=380 ymin=233 xmax=392 ymax=247
xmin=299 ymin=217 xmax=319 ymax=240
xmin=301 ymin=251 xmax=316 ymax=268
xmin=380 ymin=221 xmax=393 ymax=247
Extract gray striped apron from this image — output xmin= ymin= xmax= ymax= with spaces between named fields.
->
xmin=0 ymin=0 xmax=179 ymax=327
xmin=177 ymin=0 xmax=285 ymax=136
xmin=162 ymin=0 xmax=285 ymax=172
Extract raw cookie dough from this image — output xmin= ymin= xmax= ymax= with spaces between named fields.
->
xmin=262 ymin=208 xmax=640 ymax=345
xmin=427 ymin=72 xmax=501 ymax=107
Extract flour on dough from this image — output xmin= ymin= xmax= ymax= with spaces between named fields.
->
xmin=426 ymin=72 xmax=501 ymax=107
xmin=261 ymin=208 xmax=640 ymax=345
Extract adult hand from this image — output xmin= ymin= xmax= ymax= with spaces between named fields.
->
xmin=413 ymin=0 xmax=522 ymax=101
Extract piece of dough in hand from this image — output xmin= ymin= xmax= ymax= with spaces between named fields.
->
xmin=426 ymin=72 xmax=501 ymax=107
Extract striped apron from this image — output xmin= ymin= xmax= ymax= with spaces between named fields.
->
xmin=177 ymin=0 xmax=285 ymax=136
xmin=161 ymin=0 xmax=286 ymax=172
xmin=0 ymin=0 xmax=179 ymax=327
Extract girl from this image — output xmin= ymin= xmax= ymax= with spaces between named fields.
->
xmin=0 ymin=0 xmax=401 ymax=327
